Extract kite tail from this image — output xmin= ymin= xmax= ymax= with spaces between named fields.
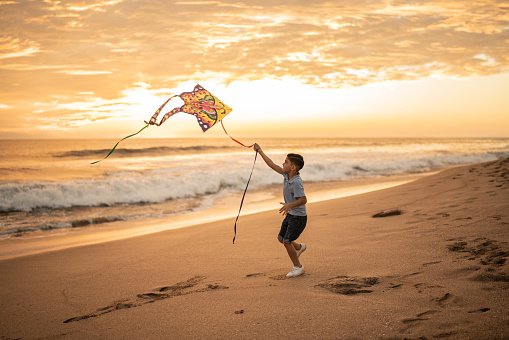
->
xmin=145 ymin=95 xmax=180 ymax=126
xmin=92 ymin=94 xmax=181 ymax=164
xmin=91 ymin=124 xmax=149 ymax=164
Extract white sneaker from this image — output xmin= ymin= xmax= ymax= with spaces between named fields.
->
xmin=296 ymin=243 xmax=306 ymax=257
xmin=286 ymin=266 xmax=305 ymax=278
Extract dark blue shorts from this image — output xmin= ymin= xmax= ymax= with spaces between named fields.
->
xmin=278 ymin=214 xmax=307 ymax=244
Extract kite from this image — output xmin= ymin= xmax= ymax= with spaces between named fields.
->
xmin=146 ymin=84 xmax=232 ymax=132
xmin=92 ymin=84 xmax=256 ymax=243
xmin=92 ymin=84 xmax=247 ymax=165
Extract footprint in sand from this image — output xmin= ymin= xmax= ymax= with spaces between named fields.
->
xmin=469 ymin=272 xmax=509 ymax=282
xmin=447 ymin=238 xmax=508 ymax=268
xmin=63 ymin=276 xmax=228 ymax=324
xmin=399 ymin=310 xmax=441 ymax=334
xmin=434 ymin=292 xmax=457 ymax=306
xmin=468 ymin=307 xmax=491 ymax=313
xmin=245 ymin=273 xmax=264 ymax=278
xmin=401 ymin=271 xmax=423 ymax=278
xmin=372 ymin=209 xmax=403 ymax=218
xmin=316 ymin=276 xmax=379 ymax=295
xmin=269 ymin=274 xmax=288 ymax=281
xmin=245 ymin=271 xmax=296 ymax=281
xmin=402 ymin=310 xmax=439 ymax=324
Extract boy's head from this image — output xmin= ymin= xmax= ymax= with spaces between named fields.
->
xmin=287 ymin=153 xmax=304 ymax=172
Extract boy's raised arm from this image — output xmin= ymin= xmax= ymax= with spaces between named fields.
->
xmin=254 ymin=143 xmax=283 ymax=174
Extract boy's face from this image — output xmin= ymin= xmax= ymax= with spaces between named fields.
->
xmin=282 ymin=157 xmax=294 ymax=173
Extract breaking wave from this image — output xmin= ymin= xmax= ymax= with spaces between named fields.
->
xmin=2 ymin=150 xmax=507 ymax=213
xmin=53 ymin=145 xmax=236 ymax=158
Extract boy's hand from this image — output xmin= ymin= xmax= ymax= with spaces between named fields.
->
xmin=279 ymin=202 xmax=291 ymax=215
xmin=253 ymin=143 xmax=261 ymax=152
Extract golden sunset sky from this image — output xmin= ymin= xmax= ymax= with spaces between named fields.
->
xmin=1 ymin=0 xmax=508 ymax=139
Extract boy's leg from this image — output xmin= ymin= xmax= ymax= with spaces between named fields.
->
xmin=292 ymin=242 xmax=301 ymax=251
xmin=279 ymin=215 xmax=306 ymax=268
xmin=284 ymin=242 xmax=301 ymax=267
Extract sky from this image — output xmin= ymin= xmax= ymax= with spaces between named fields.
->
xmin=1 ymin=0 xmax=508 ymax=139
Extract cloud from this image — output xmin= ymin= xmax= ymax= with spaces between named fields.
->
xmin=0 ymin=0 xmax=508 ymax=135
xmin=42 ymin=0 xmax=126 ymax=13
xmin=2 ymin=1 xmax=507 ymax=86
xmin=56 ymin=70 xmax=113 ymax=75
xmin=0 ymin=35 xmax=40 ymax=59
xmin=21 ymin=82 xmax=176 ymax=131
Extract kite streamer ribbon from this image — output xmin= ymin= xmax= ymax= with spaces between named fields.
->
xmin=221 ymin=121 xmax=253 ymax=148
xmin=144 ymin=95 xmax=180 ymax=126
xmin=90 ymin=124 xmax=149 ymax=164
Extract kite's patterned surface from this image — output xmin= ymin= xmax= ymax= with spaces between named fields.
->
xmin=146 ymin=84 xmax=232 ymax=132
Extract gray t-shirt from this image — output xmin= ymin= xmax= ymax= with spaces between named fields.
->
xmin=283 ymin=172 xmax=307 ymax=216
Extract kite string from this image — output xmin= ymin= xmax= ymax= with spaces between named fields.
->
xmin=233 ymin=150 xmax=257 ymax=244
xmin=220 ymin=120 xmax=256 ymax=244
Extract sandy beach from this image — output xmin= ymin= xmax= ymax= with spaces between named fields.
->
xmin=1 ymin=158 xmax=507 ymax=339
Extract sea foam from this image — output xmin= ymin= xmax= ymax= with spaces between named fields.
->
xmin=1 ymin=150 xmax=506 ymax=212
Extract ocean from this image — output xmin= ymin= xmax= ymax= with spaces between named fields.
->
xmin=1 ymin=137 xmax=508 ymax=241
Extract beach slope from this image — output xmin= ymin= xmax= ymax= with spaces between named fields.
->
xmin=1 ymin=159 xmax=508 ymax=339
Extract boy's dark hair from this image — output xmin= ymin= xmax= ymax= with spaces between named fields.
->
xmin=287 ymin=153 xmax=304 ymax=171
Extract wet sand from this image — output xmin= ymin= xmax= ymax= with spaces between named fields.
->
xmin=0 ymin=159 xmax=507 ymax=339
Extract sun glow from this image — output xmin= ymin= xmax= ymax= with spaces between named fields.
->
xmin=0 ymin=0 xmax=508 ymax=139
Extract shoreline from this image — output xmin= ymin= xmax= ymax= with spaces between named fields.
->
xmin=1 ymin=159 xmax=507 ymax=339
xmin=0 ymin=170 xmax=437 ymax=261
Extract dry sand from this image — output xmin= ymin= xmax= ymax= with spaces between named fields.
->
xmin=0 ymin=158 xmax=508 ymax=339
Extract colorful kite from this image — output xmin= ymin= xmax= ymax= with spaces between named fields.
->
xmin=92 ymin=84 xmax=242 ymax=165
xmin=146 ymin=84 xmax=232 ymax=132
xmin=92 ymin=84 xmax=255 ymax=243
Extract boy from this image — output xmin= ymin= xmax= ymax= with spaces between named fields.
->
xmin=253 ymin=143 xmax=307 ymax=278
